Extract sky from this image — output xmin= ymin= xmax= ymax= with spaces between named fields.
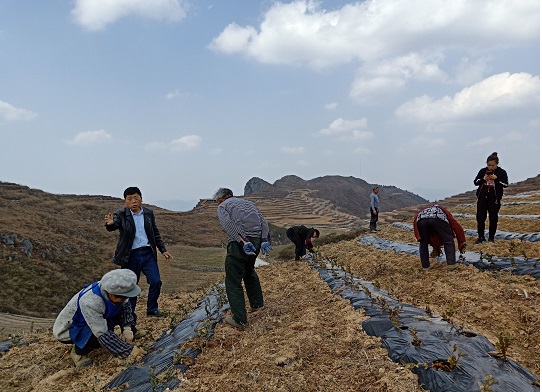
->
xmin=0 ymin=0 xmax=540 ymax=210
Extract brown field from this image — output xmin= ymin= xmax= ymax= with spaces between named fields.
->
xmin=0 ymin=176 xmax=539 ymax=391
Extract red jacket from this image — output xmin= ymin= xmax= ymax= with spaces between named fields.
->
xmin=413 ymin=205 xmax=466 ymax=248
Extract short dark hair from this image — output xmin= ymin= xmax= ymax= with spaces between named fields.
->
xmin=123 ymin=187 xmax=142 ymax=199
xmin=313 ymin=229 xmax=320 ymax=238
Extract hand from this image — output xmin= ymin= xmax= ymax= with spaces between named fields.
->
xmin=162 ymin=251 xmax=173 ymax=260
xmin=243 ymin=242 xmax=257 ymax=256
xmin=312 ymin=247 xmax=318 ymax=253
xmin=104 ymin=212 xmax=113 ymax=225
xmin=261 ymin=241 xmax=272 ymax=256
xmin=122 ymin=329 xmax=134 ymax=343
xmin=129 ymin=346 xmax=147 ymax=360
xmin=459 ymin=242 xmax=467 ymax=253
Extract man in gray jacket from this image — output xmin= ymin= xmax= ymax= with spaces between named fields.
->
xmin=369 ymin=186 xmax=380 ymax=232
xmin=53 ymin=269 xmax=146 ymax=367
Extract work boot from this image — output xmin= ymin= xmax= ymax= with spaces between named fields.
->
xmin=70 ymin=346 xmax=93 ymax=368
xmin=474 ymin=237 xmax=486 ymax=244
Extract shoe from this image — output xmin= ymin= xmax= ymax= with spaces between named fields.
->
xmin=370 ymin=229 xmax=377 ymax=233
xmin=70 ymin=346 xmax=93 ymax=368
xmin=488 ymin=238 xmax=495 ymax=243
xmin=474 ymin=237 xmax=486 ymax=244
xmin=147 ymin=310 xmax=167 ymax=318
xmin=225 ymin=315 xmax=247 ymax=330
xmin=249 ymin=305 xmax=265 ymax=313
xmin=446 ymin=264 xmax=459 ymax=270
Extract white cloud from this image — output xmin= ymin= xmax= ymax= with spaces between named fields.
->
xmin=145 ymin=134 xmax=202 ymax=152
xmin=71 ymin=0 xmax=188 ymax=31
xmin=68 ymin=130 xmax=112 ymax=145
xmin=0 ymin=100 xmax=36 ymax=121
xmin=397 ymin=135 xmax=447 ymax=154
xmin=209 ymin=0 xmax=539 ymax=69
xmin=467 ymin=136 xmax=494 ymax=147
xmin=502 ymin=131 xmax=525 ymax=142
xmin=394 ymin=72 xmax=540 ymax=123
xmin=280 ymin=146 xmax=305 ymax=154
xmin=350 ymin=53 xmax=447 ymax=103
xmin=170 ymin=135 xmax=202 ymax=151
xmin=317 ymin=117 xmax=373 ymax=142
xmin=166 ymin=89 xmax=184 ymax=100
xmin=325 ymin=102 xmax=338 ymax=110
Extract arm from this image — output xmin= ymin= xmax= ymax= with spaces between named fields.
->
xmin=497 ymin=168 xmax=509 ymax=189
xmin=148 ymin=210 xmax=171 ymax=258
xmin=105 ymin=210 xmax=121 ymax=232
xmin=413 ymin=212 xmax=421 ymax=241
xmin=80 ymin=295 xmax=133 ymax=358
xmin=473 ymin=168 xmax=486 ymax=187
xmin=259 ymin=211 xmax=270 ymax=241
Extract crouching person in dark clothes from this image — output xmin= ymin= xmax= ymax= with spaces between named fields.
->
xmin=286 ymin=225 xmax=320 ymax=260
xmin=413 ymin=205 xmax=467 ymax=270
xmin=214 ymin=187 xmax=271 ymax=330
xmin=53 ymin=269 xmax=147 ymax=367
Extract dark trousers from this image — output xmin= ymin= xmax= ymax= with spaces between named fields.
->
xmin=225 ymin=237 xmax=264 ymax=325
xmin=476 ymin=194 xmax=501 ymax=240
xmin=125 ymin=247 xmax=162 ymax=319
xmin=417 ymin=218 xmax=456 ymax=268
xmin=286 ymin=228 xmax=305 ymax=260
xmin=370 ymin=208 xmax=379 ymax=230
xmin=62 ymin=317 xmax=119 ymax=355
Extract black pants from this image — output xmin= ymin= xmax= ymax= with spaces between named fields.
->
xmin=370 ymin=208 xmax=379 ymax=230
xmin=286 ymin=228 xmax=305 ymax=260
xmin=417 ymin=218 xmax=456 ymax=268
xmin=61 ymin=317 xmax=119 ymax=355
xmin=476 ymin=194 xmax=501 ymax=240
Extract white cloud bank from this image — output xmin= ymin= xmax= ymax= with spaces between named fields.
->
xmin=71 ymin=0 xmax=188 ymax=31
xmin=209 ymin=0 xmax=539 ymax=69
xmin=394 ymin=72 xmax=540 ymax=123
xmin=0 ymin=100 xmax=36 ymax=121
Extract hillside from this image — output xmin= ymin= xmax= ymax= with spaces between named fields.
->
xmin=244 ymin=175 xmax=428 ymax=227
xmin=0 ymin=175 xmax=426 ymax=317
xmin=0 ymin=175 xmax=538 ymax=391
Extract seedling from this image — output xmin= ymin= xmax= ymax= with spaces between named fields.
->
xmin=489 ymin=330 xmax=515 ymax=359
xmin=478 ymin=375 xmax=499 ymax=392
xmin=410 ymin=328 xmax=422 ymax=346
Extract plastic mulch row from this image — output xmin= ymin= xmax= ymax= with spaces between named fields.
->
xmin=102 ymin=283 xmax=229 ymax=392
xmin=309 ymin=257 xmax=540 ymax=392
xmin=392 ymin=221 xmax=540 ymax=243
xmin=361 ymin=234 xmax=540 ymax=279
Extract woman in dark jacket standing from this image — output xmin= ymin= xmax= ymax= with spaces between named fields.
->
xmin=473 ymin=152 xmax=509 ymax=243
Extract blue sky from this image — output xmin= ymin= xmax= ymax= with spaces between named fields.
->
xmin=0 ymin=0 xmax=539 ymax=210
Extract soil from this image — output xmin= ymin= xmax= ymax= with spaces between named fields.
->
xmin=0 ymin=185 xmax=539 ymax=392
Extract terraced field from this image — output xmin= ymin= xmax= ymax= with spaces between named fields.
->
xmin=0 ymin=176 xmax=538 ymax=392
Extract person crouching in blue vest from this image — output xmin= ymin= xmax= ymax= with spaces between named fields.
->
xmin=53 ymin=269 xmax=147 ymax=367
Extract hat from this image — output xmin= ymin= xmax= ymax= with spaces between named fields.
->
xmin=100 ymin=269 xmax=141 ymax=297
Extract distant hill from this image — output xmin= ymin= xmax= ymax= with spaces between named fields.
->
xmin=243 ymin=175 xmax=428 ymax=227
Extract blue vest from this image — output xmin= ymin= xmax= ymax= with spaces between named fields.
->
xmin=69 ymin=282 xmax=122 ymax=349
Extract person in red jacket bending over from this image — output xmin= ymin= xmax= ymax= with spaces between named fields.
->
xmin=413 ymin=205 xmax=466 ymax=270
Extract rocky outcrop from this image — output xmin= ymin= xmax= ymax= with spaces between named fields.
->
xmin=244 ymin=177 xmax=272 ymax=196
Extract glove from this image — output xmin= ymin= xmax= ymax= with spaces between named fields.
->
xmin=312 ymin=247 xmax=318 ymax=253
xmin=129 ymin=346 xmax=147 ymax=360
xmin=122 ymin=328 xmax=134 ymax=343
xmin=459 ymin=242 xmax=467 ymax=253
xmin=243 ymin=242 xmax=257 ymax=256
xmin=261 ymin=241 xmax=272 ymax=256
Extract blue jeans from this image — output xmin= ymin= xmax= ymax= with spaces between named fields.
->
xmin=125 ymin=247 xmax=162 ymax=319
